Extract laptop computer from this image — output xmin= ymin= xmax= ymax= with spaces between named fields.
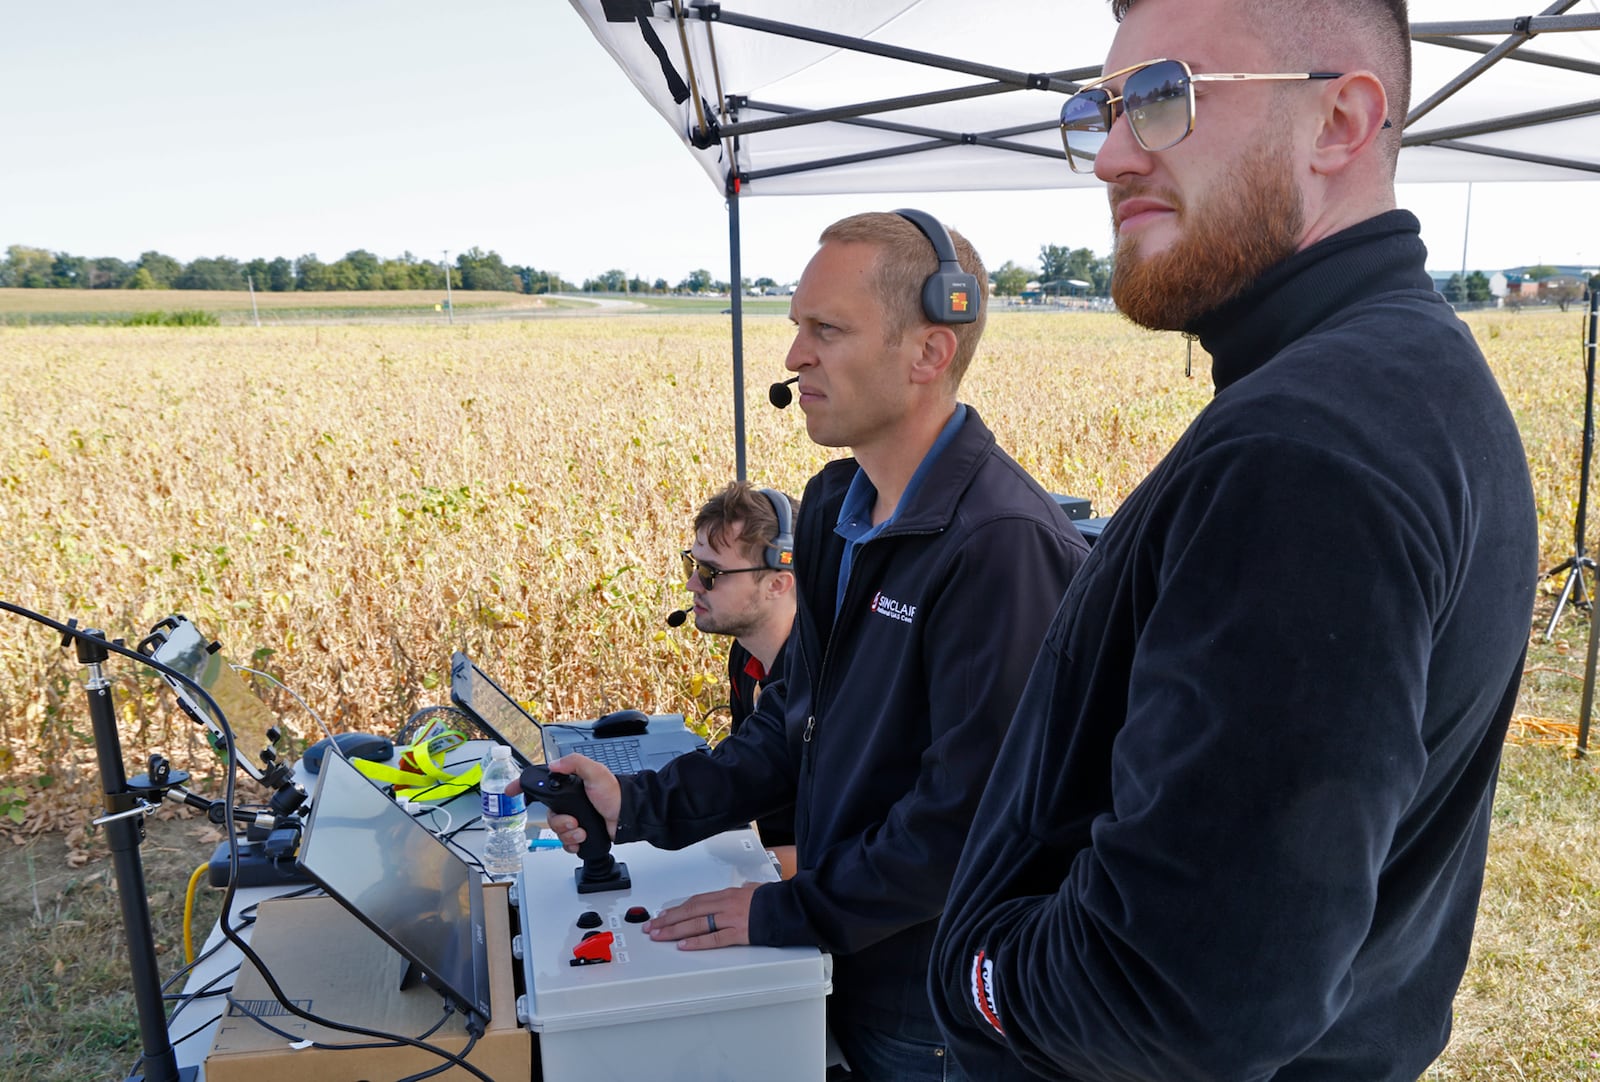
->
xmin=296 ymin=749 xmax=494 ymax=1029
xmin=448 ymin=652 xmax=707 ymax=775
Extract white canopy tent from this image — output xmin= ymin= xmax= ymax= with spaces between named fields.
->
xmin=570 ymin=0 xmax=1600 ymax=476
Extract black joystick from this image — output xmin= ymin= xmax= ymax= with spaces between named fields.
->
xmin=518 ymin=765 xmax=631 ymax=895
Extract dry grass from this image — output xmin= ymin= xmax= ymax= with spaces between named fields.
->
xmin=0 ymin=306 xmax=1595 ymax=1079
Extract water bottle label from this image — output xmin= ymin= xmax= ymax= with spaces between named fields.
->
xmin=482 ymin=792 xmax=524 ymax=819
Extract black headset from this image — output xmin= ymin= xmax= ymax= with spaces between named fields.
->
xmin=759 ymin=488 xmax=796 ymax=571
xmin=895 ymin=207 xmax=981 ymax=325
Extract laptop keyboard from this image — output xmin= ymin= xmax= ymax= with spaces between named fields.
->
xmin=577 ymin=738 xmax=644 ymax=775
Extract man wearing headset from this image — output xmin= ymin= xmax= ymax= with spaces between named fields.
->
xmin=682 ymin=480 xmax=801 ymax=873
xmin=525 ymin=211 xmax=1090 ymax=1079
xmin=929 ymin=2 xmax=1538 ymax=1079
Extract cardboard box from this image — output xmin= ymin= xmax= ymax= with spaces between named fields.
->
xmin=206 ymin=883 xmax=528 ymax=1082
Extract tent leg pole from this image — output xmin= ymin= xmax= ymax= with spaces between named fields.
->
xmin=729 ymin=180 xmax=747 ymax=482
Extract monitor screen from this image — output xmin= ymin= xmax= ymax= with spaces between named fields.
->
xmin=450 ymin=653 xmax=545 ymax=768
xmin=296 ymin=750 xmax=491 ymax=1024
xmin=150 ymin=616 xmax=289 ymax=783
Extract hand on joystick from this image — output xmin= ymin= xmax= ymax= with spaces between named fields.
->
xmin=514 ymin=757 xmax=630 ymax=894
xmin=512 ymin=754 xmax=620 ymax=852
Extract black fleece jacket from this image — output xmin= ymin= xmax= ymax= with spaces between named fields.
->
xmin=931 ymin=212 xmax=1538 ymax=1080
xmin=615 ymin=408 xmax=1089 ymax=1040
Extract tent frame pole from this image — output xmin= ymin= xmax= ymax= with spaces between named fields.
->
xmin=728 ymin=175 xmax=747 ymax=482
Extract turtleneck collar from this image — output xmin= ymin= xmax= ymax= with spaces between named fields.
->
xmin=1189 ymin=210 xmax=1435 ymax=394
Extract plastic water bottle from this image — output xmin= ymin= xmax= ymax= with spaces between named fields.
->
xmin=479 ymin=745 xmax=526 ymax=876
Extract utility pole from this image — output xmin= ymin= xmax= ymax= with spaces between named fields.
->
xmin=442 ymin=250 xmax=454 ymax=325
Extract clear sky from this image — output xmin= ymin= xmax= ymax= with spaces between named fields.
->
xmin=5 ymin=0 xmax=1598 ymax=287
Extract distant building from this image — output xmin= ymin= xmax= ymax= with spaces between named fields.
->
xmin=1428 ymin=269 xmax=1505 ymax=306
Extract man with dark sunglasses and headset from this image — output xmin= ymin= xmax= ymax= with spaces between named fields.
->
xmin=933 ymin=2 xmax=1537 ymax=1080
xmin=681 ymin=480 xmax=801 ymax=873
xmin=526 ymin=211 xmax=1090 ymax=1080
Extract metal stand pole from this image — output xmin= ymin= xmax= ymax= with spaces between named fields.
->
xmin=1542 ymin=288 xmax=1600 ymax=639
xmin=1576 ymin=290 xmax=1600 ymax=755
xmin=71 ymin=627 xmax=197 ymax=1082
xmin=1578 ymin=602 xmax=1596 ymax=757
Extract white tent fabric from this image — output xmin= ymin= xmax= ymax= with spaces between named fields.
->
xmin=571 ymin=0 xmax=1600 ymax=195
xmin=569 ymin=0 xmax=1600 ymax=476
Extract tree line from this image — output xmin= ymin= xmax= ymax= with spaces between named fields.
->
xmin=0 ymin=245 xmax=567 ymax=294
xmin=1 ymin=245 xmax=791 ymax=297
xmin=2 ymin=242 xmax=1120 ymax=298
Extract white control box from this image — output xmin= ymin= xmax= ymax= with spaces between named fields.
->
xmin=515 ymin=829 xmax=831 ymax=1081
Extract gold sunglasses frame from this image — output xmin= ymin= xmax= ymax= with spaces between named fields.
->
xmin=1059 ymin=58 xmax=1342 ymax=173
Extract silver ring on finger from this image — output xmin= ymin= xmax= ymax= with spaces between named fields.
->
xmin=707 ymin=913 xmax=717 ymax=934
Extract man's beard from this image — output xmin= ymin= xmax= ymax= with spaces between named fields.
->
xmin=693 ymin=604 xmax=763 ymax=642
xmin=1110 ymin=142 xmax=1305 ymax=332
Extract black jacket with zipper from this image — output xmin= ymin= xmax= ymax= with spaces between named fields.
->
xmin=614 ymin=407 xmax=1089 ymax=1040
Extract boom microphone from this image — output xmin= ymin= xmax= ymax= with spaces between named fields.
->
xmin=769 ymin=377 xmax=798 ymax=409
xmin=666 ymin=609 xmax=688 ymax=628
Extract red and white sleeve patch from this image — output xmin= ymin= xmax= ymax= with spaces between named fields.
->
xmin=971 ymin=949 xmax=1006 ymax=1037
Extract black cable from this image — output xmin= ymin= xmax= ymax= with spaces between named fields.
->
xmin=1 ymin=601 xmax=497 ymax=1082
xmin=396 ymin=1028 xmax=481 ymax=1082
xmin=214 ymin=806 xmax=497 ymax=1081
xmin=445 ymin=833 xmax=490 ymax=876
xmin=162 ymin=920 xmax=249 ymax=994
xmin=541 ymin=721 xmax=596 ymax=735
xmin=160 ymin=886 xmax=305 ymax=994
xmin=164 ymin=963 xmax=239 ymax=1008
xmin=166 ymin=1012 xmax=225 ymax=1051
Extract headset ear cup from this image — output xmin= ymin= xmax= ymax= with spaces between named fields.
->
xmin=759 ymin=488 xmax=796 ymax=571
xmin=923 ymin=270 xmax=980 ymax=324
xmin=896 ymin=207 xmax=980 ymax=325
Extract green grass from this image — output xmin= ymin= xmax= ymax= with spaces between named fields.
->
xmin=0 ymin=835 xmax=226 ymax=1082
xmin=0 ymin=287 xmax=780 ymax=325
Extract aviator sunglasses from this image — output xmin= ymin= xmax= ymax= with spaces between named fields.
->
xmin=1059 ymin=58 xmax=1346 ymax=173
xmin=681 ymin=548 xmax=767 ymax=590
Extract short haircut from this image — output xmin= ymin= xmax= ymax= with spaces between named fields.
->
xmin=694 ymin=481 xmax=800 ymax=568
xmin=818 ymin=211 xmax=990 ymax=387
xmin=1109 ymin=0 xmax=1411 ymax=172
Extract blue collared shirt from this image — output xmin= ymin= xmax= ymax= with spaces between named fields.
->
xmin=834 ymin=404 xmax=968 ymax=615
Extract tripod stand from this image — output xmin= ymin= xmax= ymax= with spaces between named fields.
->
xmin=1542 ymin=287 xmax=1600 ymax=641
xmin=69 ymin=624 xmax=198 ymax=1082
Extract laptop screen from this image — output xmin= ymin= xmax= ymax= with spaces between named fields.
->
xmin=296 ymin=750 xmax=491 ymax=1025
xmin=449 ymin=653 xmax=545 ymax=768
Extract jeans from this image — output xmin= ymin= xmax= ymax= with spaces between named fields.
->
xmin=831 ymin=1021 xmax=962 ymax=1082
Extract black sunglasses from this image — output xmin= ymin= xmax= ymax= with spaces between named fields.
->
xmin=1059 ymin=58 xmax=1344 ymax=173
xmin=680 ymin=549 xmax=767 ymax=590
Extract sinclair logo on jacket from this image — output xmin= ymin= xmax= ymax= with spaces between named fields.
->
xmin=870 ymin=590 xmax=917 ymax=624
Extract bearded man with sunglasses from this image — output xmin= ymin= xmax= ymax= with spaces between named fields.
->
xmin=523 ymin=211 xmax=1089 ymax=1080
xmin=682 ymin=480 xmax=801 ymax=869
xmin=932 ymin=2 xmax=1538 ymax=1080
